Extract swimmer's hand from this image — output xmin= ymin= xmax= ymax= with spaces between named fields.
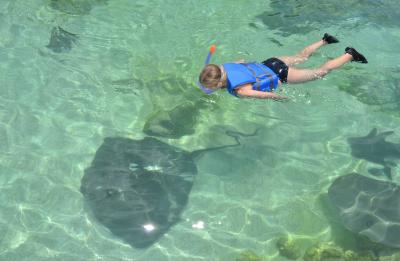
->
xmin=272 ymin=96 xmax=290 ymax=102
xmin=235 ymin=59 xmax=245 ymax=63
xmin=235 ymin=84 xmax=288 ymax=100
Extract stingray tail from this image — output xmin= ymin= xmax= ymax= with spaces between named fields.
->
xmin=191 ymin=128 xmax=260 ymax=158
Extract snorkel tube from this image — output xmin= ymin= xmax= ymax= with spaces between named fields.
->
xmin=198 ymin=45 xmax=217 ymax=94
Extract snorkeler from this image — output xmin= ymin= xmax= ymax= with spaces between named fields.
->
xmin=198 ymin=33 xmax=368 ymax=99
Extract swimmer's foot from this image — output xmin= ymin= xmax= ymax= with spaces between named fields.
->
xmin=345 ymin=47 xmax=368 ymax=63
xmin=322 ymin=33 xmax=339 ymax=44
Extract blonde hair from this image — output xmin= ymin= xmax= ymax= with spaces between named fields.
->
xmin=199 ymin=64 xmax=222 ymax=89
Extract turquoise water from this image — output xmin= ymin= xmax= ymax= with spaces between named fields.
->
xmin=1 ymin=0 xmax=400 ymax=260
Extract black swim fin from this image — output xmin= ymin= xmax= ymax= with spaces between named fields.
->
xmin=345 ymin=47 xmax=368 ymax=63
xmin=322 ymin=33 xmax=339 ymax=44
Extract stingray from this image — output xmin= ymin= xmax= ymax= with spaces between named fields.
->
xmin=337 ymin=67 xmax=400 ymax=116
xmin=328 ymin=173 xmax=400 ymax=249
xmin=140 ymin=76 xmax=211 ymax=139
xmin=253 ymin=0 xmax=400 ymax=37
xmin=81 ymin=131 xmax=253 ymax=248
xmin=143 ymin=101 xmax=201 ymax=139
xmin=347 ymin=128 xmax=400 ymax=179
xmin=46 ymin=26 xmax=78 ymax=53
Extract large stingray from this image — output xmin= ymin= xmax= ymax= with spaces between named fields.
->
xmin=347 ymin=128 xmax=400 ymax=179
xmin=81 ymin=131 xmax=251 ymax=248
xmin=46 ymin=26 xmax=78 ymax=53
xmin=328 ymin=173 xmax=400 ymax=249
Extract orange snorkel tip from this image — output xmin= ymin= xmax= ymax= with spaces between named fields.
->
xmin=204 ymin=45 xmax=216 ymax=65
xmin=209 ymin=45 xmax=216 ymax=54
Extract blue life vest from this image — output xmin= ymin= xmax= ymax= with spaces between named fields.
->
xmin=223 ymin=63 xmax=279 ymax=97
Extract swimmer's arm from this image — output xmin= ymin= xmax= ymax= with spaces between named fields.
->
xmin=235 ymin=84 xmax=288 ymax=100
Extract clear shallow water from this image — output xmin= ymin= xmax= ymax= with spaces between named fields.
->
xmin=1 ymin=0 xmax=400 ymax=260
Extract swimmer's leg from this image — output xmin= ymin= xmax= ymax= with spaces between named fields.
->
xmin=278 ymin=33 xmax=338 ymax=66
xmin=286 ymin=53 xmax=353 ymax=83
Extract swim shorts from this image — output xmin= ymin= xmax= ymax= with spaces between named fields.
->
xmin=262 ymin=57 xmax=288 ymax=83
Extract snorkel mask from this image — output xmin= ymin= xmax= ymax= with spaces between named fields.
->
xmin=198 ymin=45 xmax=217 ymax=94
